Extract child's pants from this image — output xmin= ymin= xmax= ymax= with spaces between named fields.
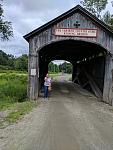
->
xmin=44 ymin=86 xmax=48 ymax=98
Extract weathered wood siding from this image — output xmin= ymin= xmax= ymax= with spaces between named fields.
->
xmin=103 ymin=54 xmax=113 ymax=105
xmin=28 ymin=39 xmax=39 ymax=100
xmin=29 ymin=12 xmax=113 ymax=54
xmin=28 ymin=11 xmax=113 ymax=104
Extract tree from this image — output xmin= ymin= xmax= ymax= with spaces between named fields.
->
xmin=14 ymin=55 xmax=28 ymax=71
xmin=49 ymin=61 xmax=72 ymax=74
xmin=59 ymin=62 xmax=72 ymax=74
xmin=0 ymin=50 xmax=15 ymax=70
xmin=0 ymin=0 xmax=13 ymax=40
xmin=102 ymin=11 xmax=113 ymax=29
xmin=7 ymin=54 xmax=15 ymax=68
xmin=48 ymin=62 xmax=54 ymax=73
xmin=0 ymin=50 xmax=28 ymax=71
xmin=48 ymin=62 xmax=59 ymax=73
xmin=81 ymin=0 xmax=108 ymax=18
xmin=0 ymin=50 xmax=9 ymax=65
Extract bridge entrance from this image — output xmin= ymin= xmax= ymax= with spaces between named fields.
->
xmin=24 ymin=5 xmax=113 ymax=105
xmin=39 ymin=40 xmax=106 ymax=99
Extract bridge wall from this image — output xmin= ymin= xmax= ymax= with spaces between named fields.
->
xmin=28 ymin=12 xmax=113 ymax=105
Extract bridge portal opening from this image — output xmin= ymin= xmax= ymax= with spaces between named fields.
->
xmin=24 ymin=5 xmax=113 ymax=105
xmin=39 ymin=40 xmax=107 ymax=98
xmin=48 ymin=60 xmax=72 ymax=82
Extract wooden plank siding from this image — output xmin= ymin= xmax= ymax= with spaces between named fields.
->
xmin=29 ymin=12 xmax=113 ymax=54
xmin=27 ymin=8 xmax=113 ymax=105
xmin=103 ymin=55 xmax=113 ymax=105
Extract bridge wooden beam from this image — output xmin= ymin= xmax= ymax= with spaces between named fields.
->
xmin=28 ymin=39 xmax=39 ymax=100
xmin=103 ymin=54 xmax=113 ymax=105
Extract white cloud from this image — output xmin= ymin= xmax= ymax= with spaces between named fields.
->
xmin=0 ymin=0 xmax=79 ymax=56
xmin=0 ymin=0 xmax=112 ymax=57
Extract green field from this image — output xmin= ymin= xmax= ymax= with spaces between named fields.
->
xmin=0 ymin=72 xmax=27 ymax=109
xmin=0 ymin=72 xmax=38 ymax=128
xmin=0 ymin=72 xmax=72 ymax=128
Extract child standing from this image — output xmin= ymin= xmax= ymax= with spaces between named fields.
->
xmin=44 ymin=73 xmax=51 ymax=99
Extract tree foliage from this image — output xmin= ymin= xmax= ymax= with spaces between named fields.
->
xmin=0 ymin=50 xmax=28 ymax=71
xmin=59 ymin=62 xmax=72 ymax=74
xmin=48 ymin=61 xmax=72 ymax=74
xmin=81 ymin=0 xmax=108 ymax=18
xmin=81 ymin=0 xmax=113 ymax=29
xmin=0 ymin=0 xmax=13 ymax=40
xmin=14 ymin=55 xmax=28 ymax=71
xmin=0 ymin=50 xmax=9 ymax=65
xmin=48 ymin=62 xmax=59 ymax=73
xmin=102 ymin=11 xmax=113 ymax=29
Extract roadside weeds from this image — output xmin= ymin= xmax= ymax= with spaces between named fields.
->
xmin=0 ymin=101 xmax=39 ymax=129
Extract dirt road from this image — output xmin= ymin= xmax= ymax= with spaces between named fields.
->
xmin=0 ymin=81 xmax=113 ymax=150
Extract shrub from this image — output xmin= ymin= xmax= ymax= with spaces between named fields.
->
xmin=0 ymin=73 xmax=27 ymax=105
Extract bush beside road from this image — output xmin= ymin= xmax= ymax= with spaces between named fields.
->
xmin=0 ymin=72 xmax=38 ymax=128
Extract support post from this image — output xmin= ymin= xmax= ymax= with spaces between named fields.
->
xmin=28 ymin=39 xmax=39 ymax=100
xmin=72 ymin=63 xmax=77 ymax=82
xmin=103 ymin=54 xmax=113 ymax=105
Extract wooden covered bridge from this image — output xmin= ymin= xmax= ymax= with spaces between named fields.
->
xmin=24 ymin=5 xmax=113 ymax=105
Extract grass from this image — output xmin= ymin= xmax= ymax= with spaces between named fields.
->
xmin=49 ymin=73 xmax=72 ymax=81
xmin=0 ymin=101 xmax=38 ymax=128
xmin=0 ymin=73 xmax=27 ymax=107
xmin=0 ymin=100 xmax=14 ymax=110
xmin=49 ymin=73 xmax=58 ymax=77
xmin=0 ymin=72 xmax=38 ymax=128
xmin=5 ymin=101 xmax=38 ymax=123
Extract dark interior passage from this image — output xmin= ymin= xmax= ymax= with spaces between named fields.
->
xmin=39 ymin=40 xmax=107 ymax=98
xmin=74 ymin=56 xmax=105 ymax=97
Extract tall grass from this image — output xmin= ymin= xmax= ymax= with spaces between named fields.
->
xmin=0 ymin=73 xmax=27 ymax=110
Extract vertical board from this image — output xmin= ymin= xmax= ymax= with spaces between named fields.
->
xmin=103 ymin=54 xmax=113 ymax=105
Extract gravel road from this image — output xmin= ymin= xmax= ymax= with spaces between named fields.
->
xmin=0 ymin=81 xmax=113 ymax=150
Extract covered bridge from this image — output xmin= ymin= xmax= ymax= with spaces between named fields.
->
xmin=24 ymin=5 xmax=113 ymax=105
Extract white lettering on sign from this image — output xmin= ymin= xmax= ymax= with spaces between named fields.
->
xmin=54 ymin=28 xmax=97 ymax=37
xmin=31 ymin=69 xmax=36 ymax=76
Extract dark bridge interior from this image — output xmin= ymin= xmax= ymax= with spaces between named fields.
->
xmin=39 ymin=40 xmax=107 ymax=98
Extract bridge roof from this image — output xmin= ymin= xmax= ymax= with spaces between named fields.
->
xmin=24 ymin=5 xmax=113 ymax=42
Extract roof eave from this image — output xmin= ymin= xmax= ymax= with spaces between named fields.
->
xmin=23 ymin=5 xmax=113 ymax=42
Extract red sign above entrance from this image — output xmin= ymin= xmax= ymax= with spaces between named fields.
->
xmin=54 ymin=28 xmax=97 ymax=37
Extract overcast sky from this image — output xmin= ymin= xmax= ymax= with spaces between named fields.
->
xmin=0 ymin=0 xmax=113 ymax=57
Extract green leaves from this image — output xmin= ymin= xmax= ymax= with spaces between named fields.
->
xmin=0 ymin=21 xmax=13 ymax=40
xmin=0 ymin=73 xmax=27 ymax=104
xmin=81 ymin=0 xmax=108 ymax=18
xmin=48 ymin=61 xmax=72 ymax=74
xmin=102 ymin=11 xmax=113 ymax=29
xmin=0 ymin=1 xmax=13 ymax=40
xmin=81 ymin=0 xmax=113 ymax=29
xmin=0 ymin=50 xmax=28 ymax=72
xmin=14 ymin=54 xmax=28 ymax=71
